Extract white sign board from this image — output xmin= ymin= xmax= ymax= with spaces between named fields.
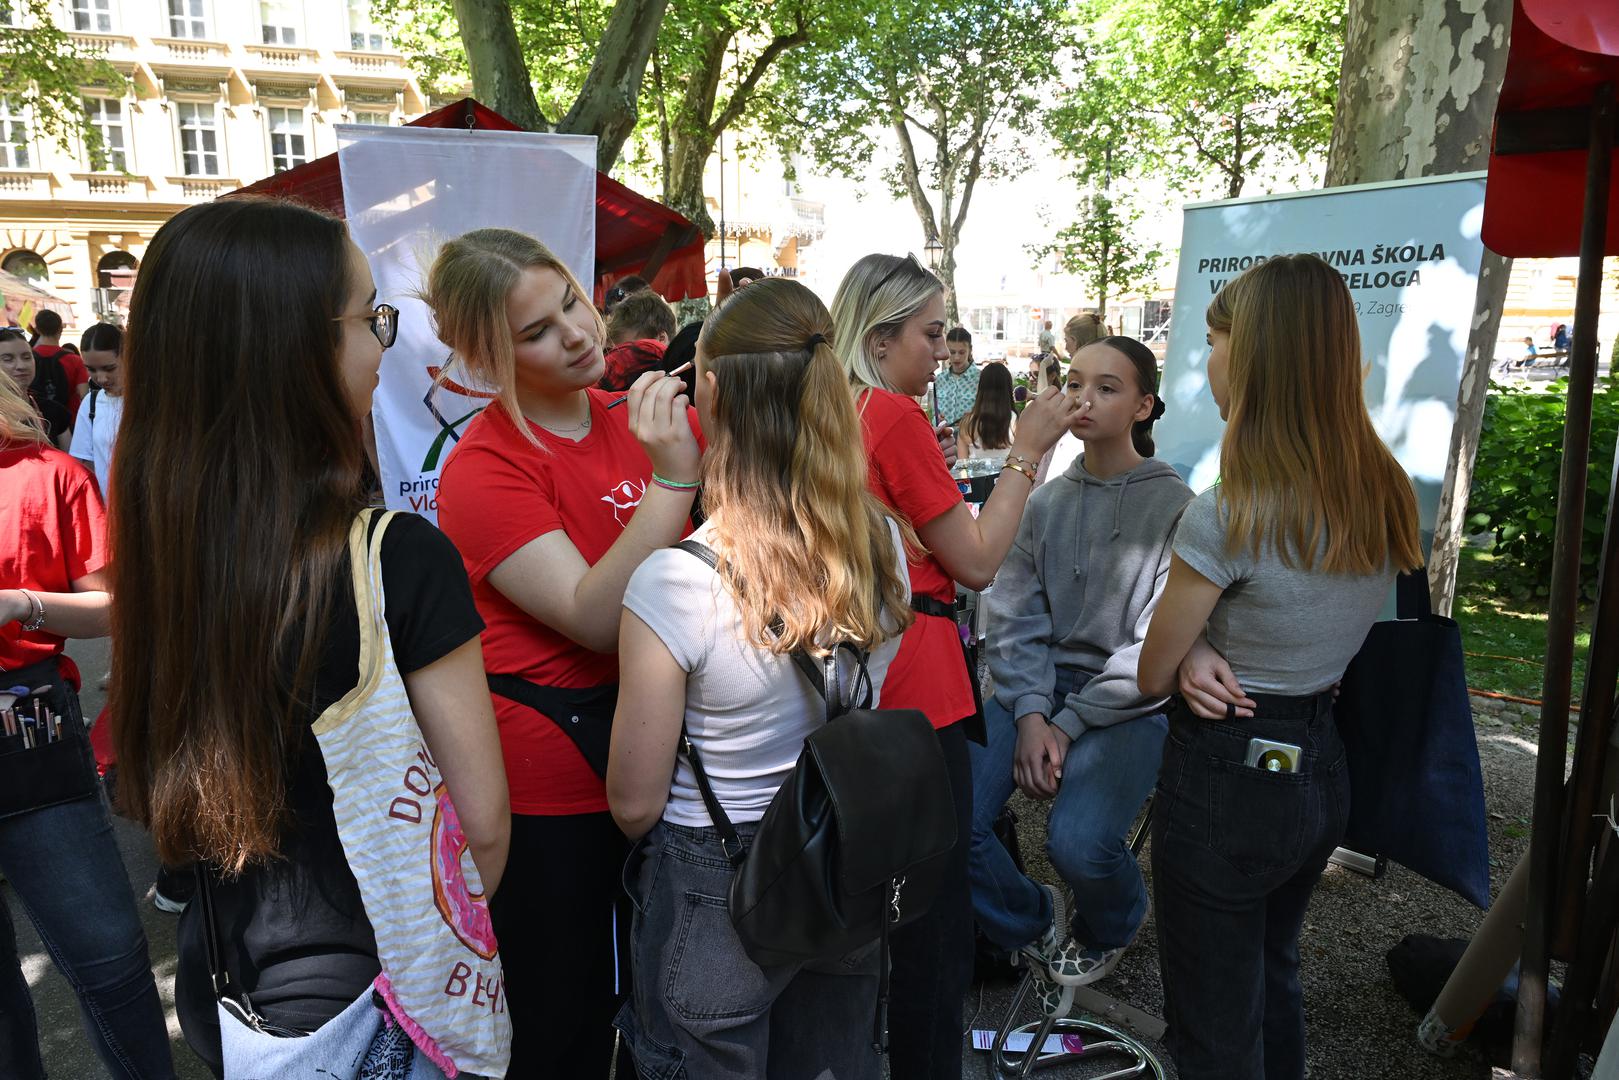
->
xmin=1158 ymin=172 xmax=1489 ymax=540
xmin=338 ymin=125 xmax=597 ymax=521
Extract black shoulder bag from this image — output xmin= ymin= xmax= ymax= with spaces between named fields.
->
xmin=675 ymin=541 xmax=957 ymax=1051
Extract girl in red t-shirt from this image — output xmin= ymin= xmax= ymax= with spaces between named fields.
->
xmin=0 ymin=375 xmax=176 ymax=1079
xmin=828 ymin=252 xmax=1079 ymax=1076
xmin=429 ymin=228 xmax=702 ymax=1077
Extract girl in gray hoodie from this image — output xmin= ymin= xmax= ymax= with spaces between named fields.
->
xmin=970 ymin=335 xmax=1192 ymax=1016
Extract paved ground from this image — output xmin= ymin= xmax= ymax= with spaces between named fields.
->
xmin=21 ymin=637 xmax=1540 ymax=1078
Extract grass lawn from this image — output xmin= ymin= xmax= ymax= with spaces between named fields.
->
xmin=1453 ymin=543 xmax=1592 ymax=702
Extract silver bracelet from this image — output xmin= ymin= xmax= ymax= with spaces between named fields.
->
xmin=18 ymin=589 xmax=45 ymax=632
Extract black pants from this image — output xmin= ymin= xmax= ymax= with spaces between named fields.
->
xmin=1152 ymin=695 xmax=1348 ymax=1080
xmin=489 ymin=810 xmax=630 ymax=1079
xmin=886 ymin=721 xmax=975 ymax=1078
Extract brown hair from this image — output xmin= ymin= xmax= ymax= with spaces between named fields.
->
xmin=0 ymin=348 xmax=49 ymax=446
xmin=699 ymin=278 xmax=914 ymax=654
xmin=606 ymin=288 xmax=677 ymax=345
xmin=1206 ymin=254 xmax=1422 ymax=573
xmin=111 ymin=197 xmax=365 ymax=871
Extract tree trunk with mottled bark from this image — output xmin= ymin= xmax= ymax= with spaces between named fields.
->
xmin=559 ymin=0 xmax=671 ymax=172
xmin=1324 ymin=0 xmax=1512 ymax=617
xmin=450 ymin=0 xmax=546 ymax=131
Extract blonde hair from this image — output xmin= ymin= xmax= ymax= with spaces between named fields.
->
xmin=1064 ymin=313 xmax=1104 ymax=354
xmin=422 ymin=228 xmax=604 ymax=447
xmin=699 ymin=277 xmax=916 ymax=655
xmin=829 ymin=253 xmax=944 ymax=397
xmin=1206 ymin=254 xmax=1422 ymax=574
xmin=0 ymin=367 xmax=49 ymax=446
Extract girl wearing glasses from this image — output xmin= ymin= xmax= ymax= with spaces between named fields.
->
xmin=1138 ymin=254 xmax=1421 ymax=1079
xmin=113 ymin=198 xmax=511 ymax=1077
xmin=828 ymin=253 xmax=1082 ymax=1076
xmin=428 ymin=229 xmax=703 ymax=1077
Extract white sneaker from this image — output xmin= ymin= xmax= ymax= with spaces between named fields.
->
xmin=1018 ymin=883 xmax=1069 ymax=976
xmin=151 ymin=886 xmax=188 ymax=914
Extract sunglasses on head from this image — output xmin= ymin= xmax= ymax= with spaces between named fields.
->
xmin=870 ymin=252 xmax=927 ymax=296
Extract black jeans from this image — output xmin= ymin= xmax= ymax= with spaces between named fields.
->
xmin=1151 ymin=694 xmax=1348 ymax=1080
xmin=886 ymin=721 xmax=974 ymax=1079
xmin=489 ymin=811 xmax=630 ymax=1079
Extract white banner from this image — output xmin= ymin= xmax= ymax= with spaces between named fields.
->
xmin=338 ymin=125 xmax=597 ymax=521
xmin=1158 ymin=172 xmax=1488 ymax=540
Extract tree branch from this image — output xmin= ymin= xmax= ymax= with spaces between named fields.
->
xmin=710 ymin=18 xmax=811 ymax=138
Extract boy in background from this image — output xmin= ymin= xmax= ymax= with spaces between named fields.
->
xmin=600 ymin=289 xmax=679 ymax=391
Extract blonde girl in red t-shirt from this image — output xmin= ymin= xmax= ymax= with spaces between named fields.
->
xmin=828 ymin=253 xmax=1081 ymax=1076
xmin=428 ymin=228 xmax=701 ymax=1077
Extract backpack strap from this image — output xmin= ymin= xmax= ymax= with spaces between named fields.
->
xmin=87 ymin=386 xmax=99 ymax=424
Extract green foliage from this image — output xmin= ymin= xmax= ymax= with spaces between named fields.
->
xmin=0 ymin=0 xmax=124 ymax=155
xmin=1051 ymin=0 xmax=1344 ymax=199
xmin=1029 ymin=189 xmax=1162 ymax=317
xmin=1466 ymin=382 xmax=1619 ymax=601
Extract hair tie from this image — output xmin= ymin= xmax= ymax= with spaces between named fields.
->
xmin=805 ymin=332 xmax=827 ymax=352
xmin=1149 ymin=398 xmax=1166 ymax=422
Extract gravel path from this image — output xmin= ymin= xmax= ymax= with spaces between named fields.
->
xmin=958 ymin=699 xmax=1541 ymax=1079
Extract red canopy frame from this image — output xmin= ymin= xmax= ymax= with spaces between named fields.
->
xmin=1483 ymin=4 xmax=1619 ymax=1075
xmin=233 ymin=98 xmax=707 ymax=304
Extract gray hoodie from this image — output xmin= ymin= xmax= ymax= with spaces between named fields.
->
xmin=988 ymin=455 xmax=1193 ymax=740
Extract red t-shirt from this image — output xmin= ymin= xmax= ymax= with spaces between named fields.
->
xmin=437 ymin=389 xmax=701 ymax=815
xmin=33 ymin=346 xmax=86 ymax=414
xmin=0 ymin=443 xmax=106 ymax=673
xmin=858 ymin=388 xmax=975 ymax=729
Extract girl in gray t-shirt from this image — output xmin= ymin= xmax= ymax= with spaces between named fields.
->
xmin=1137 ymin=254 xmax=1423 ymax=1080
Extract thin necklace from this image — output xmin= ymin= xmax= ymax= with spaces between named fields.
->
xmin=533 ymin=398 xmax=592 ymax=436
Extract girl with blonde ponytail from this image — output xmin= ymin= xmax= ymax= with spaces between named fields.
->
xmin=829 ymin=253 xmax=1082 ymax=1075
xmin=608 ymin=278 xmax=913 ymax=1078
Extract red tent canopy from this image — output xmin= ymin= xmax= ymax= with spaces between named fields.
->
xmin=1482 ymin=0 xmax=1619 ymax=257
xmin=234 ymin=98 xmax=707 ymax=302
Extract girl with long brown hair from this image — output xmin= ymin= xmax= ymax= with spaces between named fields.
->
xmin=955 ymin=360 xmax=1017 ymax=466
xmin=113 ymin=198 xmax=510 ymax=1077
xmin=0 ymin=373 xmax=174 ymax=1080
xmin=1139 ymin=254 xmax=1423 ymax=1079
xmin=829 ymin=253 xmax=1081 ymax=1076
xmin=608 ymin=276 xmax=913 ymax=1077
xmin=428 ymin=228 xmax=702 ymax=1076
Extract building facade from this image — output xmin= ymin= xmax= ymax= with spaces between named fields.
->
xmin=1 ymin=0 xmax=427 ymax=333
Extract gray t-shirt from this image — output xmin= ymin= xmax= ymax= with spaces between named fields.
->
xmin=1172 ymin=488 xmax=1393 ymax=695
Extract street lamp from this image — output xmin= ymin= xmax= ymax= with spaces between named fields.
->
xmin=924 ymin=231 xmax=943 ymax=271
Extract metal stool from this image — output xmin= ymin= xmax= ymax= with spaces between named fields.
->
xmin=989 ymin=975 xmax=1165 ymax=1077
xmin=987 ymin=800 xmax=1165 ymax=1078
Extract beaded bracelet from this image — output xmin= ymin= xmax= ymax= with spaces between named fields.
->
xmin=651 ymin=473 xmax=700 ymax=493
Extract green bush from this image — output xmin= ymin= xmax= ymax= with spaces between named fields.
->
xmin=1466 ymin=380 xmax=1619 ymax=599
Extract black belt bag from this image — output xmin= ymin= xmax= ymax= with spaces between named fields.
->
xmin=909 ymin=593 xmax=987 ymax=745
xmin=0 ymin=658 xmax=98 ymax=820
xmin=486 ymin=675 xmax=617 ymax=779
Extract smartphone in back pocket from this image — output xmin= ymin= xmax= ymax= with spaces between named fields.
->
xmin=1245 ymin=738 xmax=1302 ymax=773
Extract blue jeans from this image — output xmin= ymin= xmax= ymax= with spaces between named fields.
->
xmin=0 ymin=793 xmax=174 ymax=1079
xmin=968 ymin=669 xmax=1166 ymax=952
xmin=1152 ymin=694 xmax=1349 ymax=1080
xmin=617 ymin=820 xmax=881 ymax=1080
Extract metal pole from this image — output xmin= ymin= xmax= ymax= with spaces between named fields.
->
xmin=1513 ymin=80 xmax=1615 ymax=1078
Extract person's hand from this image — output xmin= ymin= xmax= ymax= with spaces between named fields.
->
xmin=715 ymin=268 xmax=735 ymax=308
xmin=1013 ymin=713 xmax=1071 ymax=799
xmin=1177 ymin=635 xmax=1255 ymax=719
xmin=935 ymin=422 xmax=958 ymax=468
xmin=0 ymin=590 xmax=27 ymax=627
xmin=627 ymin=370 xmax=701 ymax=485
xmin=1009 ymin=386 xmax=1083 ymax=458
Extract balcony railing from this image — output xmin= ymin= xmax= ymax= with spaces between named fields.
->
xmin=0 ymin=171 xmax=52 ymax=197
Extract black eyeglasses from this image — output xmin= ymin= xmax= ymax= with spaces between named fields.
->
xmin=871 ymin=252 xmax=928 ymax=296
xmin=333 ymin=303 xmax=399 ymax=349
